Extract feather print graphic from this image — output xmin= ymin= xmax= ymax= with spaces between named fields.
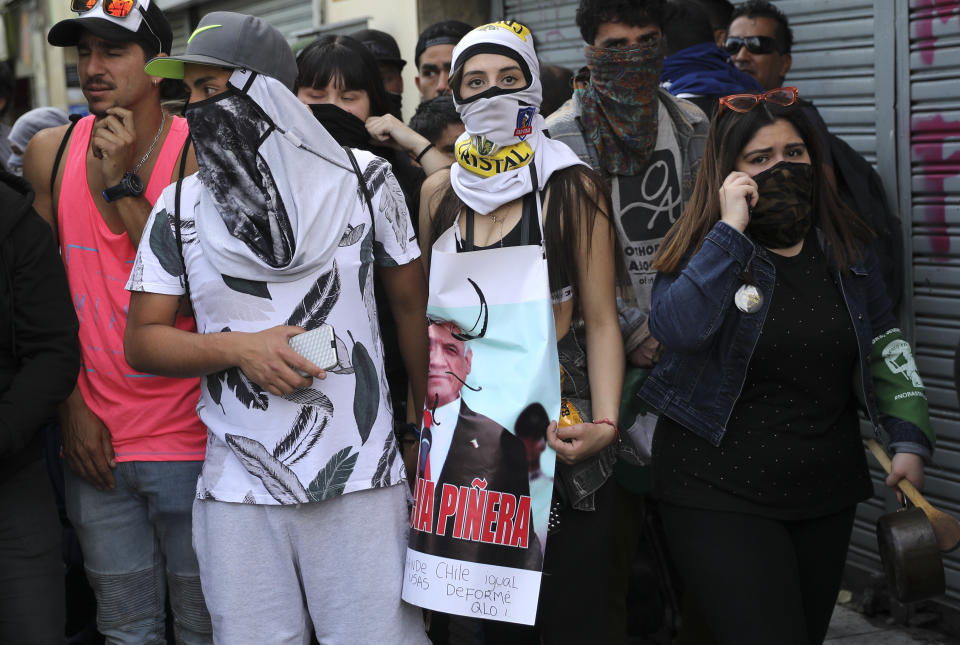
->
xmin=339 ymin=223 xmax=365 ymax=247
xmin=361 ymin=260 xmax=380 ymax=357
xmin=224 ymin=367 xmax=269 ymax=411
xmin=307 ymin=447 xmax=359 ymax=501
xmin=283 ymin=415 xmax=328 ymax=466
xmin=178 ymin=217 xmax=197 ymax=246
xmin=273 ymin=407 xmax=318 ymax=461
xmin=360 ymin=156 xmax=390 ymax=196
xmin=226 ymin=434 xmax=309 ymax=504
xmin=329 ymin=335 xmax=354 ymax=375
xmin=206 ymin=326 xmax=269 ymax=411
xmin=286 ymin=261 xmax=341 ymax=331
xmin=206 ymin=373 xmax=224 ymax=412
xmin=281 ymin=388 xmax=335 ymax=408
xmin=149 ymin=209 xmax=185 ymax=278
xmin=129 ymin=253 xmax=145 ymax=291
xmin=371 ymin=431 xmax=399 ymax=488
xmin=351 ymin=339 xmax=379 ymax=445
xmin=379 ymin=172 xmax=409 ymax=250
xmin=242 ymin=490 xmax=257 ymax=504
xmin=221 ymin=275 xmax=272 ymax=299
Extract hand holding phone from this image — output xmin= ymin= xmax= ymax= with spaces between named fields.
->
xmin=288 ymin=324 xmax=339 ymax=375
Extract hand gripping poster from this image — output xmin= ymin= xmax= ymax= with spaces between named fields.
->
xmin=403 ymin=218 xmax=560 ymax=625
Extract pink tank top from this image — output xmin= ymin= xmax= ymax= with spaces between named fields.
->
xmin=58 ymin=115 xmax=205 ymax=462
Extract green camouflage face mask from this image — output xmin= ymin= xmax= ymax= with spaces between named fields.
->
xmin=748 ymin=161 xmax=813 ymax=248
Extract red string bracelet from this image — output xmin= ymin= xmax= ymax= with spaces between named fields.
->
xmin=593 ymin=417 xmax=620 ymax=447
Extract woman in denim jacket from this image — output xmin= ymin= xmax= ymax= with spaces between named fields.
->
xmin=639 ymin=88 xmax=934 ymax=645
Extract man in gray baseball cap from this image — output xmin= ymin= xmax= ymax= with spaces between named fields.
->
xmin=128 ymin=11 xmax=431 ymax=644
xmin=144 ymin=11 xmax=296 ymax=89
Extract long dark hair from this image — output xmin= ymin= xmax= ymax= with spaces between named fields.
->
xmin=654 ymin=101 xmax=872 ymax=273
xmin=425 ymin=165 xmax=619 ymax=312
xmin=294 ymin=35 xmax=390 ymax=118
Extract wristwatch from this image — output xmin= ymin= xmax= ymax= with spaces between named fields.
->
xmin=102 ymin=171 xmax=145 ymax=202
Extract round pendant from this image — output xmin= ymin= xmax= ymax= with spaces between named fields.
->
xmin=734 ymin=283 xmax=763 ymax=313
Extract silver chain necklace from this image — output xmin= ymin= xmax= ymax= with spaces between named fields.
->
xmin=132 ymin=110 xmax=166 ymax=174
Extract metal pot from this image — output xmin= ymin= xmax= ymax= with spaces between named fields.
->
xmin=876 ymin=506 xmax=945 ymax=603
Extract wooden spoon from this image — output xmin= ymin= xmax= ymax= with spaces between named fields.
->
xmin=867 ymin=439 xmax=960 ymax=553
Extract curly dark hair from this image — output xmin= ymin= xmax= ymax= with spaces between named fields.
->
xmin=730 ymin=0 xmax=793 ymax=54
xmin=576 ymin=0 xmax=667 ymax=45
xmin=408 ymin=95 xmax=461 ymax=144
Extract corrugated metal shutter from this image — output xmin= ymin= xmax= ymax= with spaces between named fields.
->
xmin=163 ymin=0 xmax=313 ymax=56
xmin=167 ymin=10 xmax=191 ymax=56
xmin=905 ymin=0 xmax=960 ymax=605
xmin=772 ymin=0 xmax=899 ymax=593
xmin=498 ymin=0 xmax=585 ymax=71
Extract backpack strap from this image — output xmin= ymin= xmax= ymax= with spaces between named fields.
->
xmin=343 ymin=146 xmax=375 ymax=227
xmin=50 ymin=114 xmax=82 ymax=196
xmin=173 ymin=136 xmax=192 ymax=305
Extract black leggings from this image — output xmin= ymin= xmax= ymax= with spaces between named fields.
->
xmin=658 ymin=502 xmax=856 ymax=645
xmin=0 ymin=459 xmax=65 ymax=645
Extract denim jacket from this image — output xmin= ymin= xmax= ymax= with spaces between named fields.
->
xmin=640 ymin=222 xmax=934 ymax=458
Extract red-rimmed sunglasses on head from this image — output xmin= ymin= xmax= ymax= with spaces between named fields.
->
xmin=71 ymin=0 xmax=135 ymax=18
xmin=718 ymin=86 xmax=799 ymax=113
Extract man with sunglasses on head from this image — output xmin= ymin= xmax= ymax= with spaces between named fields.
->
xmin=545 ymin=0 xmax=709 ymax=640
xmin=22 ymin=1 xmax=210 ymax=642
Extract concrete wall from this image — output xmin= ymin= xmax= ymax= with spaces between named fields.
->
xmin=324 ymin=0 xmax=421 ymax=121
xmin=417 ymin=0 xmax=488 ymax=29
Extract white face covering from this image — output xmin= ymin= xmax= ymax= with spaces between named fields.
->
xmin=187 ymin=69 xmax=358 ymax=282
xmin=449 ymin=22 xmax=584 ymax=215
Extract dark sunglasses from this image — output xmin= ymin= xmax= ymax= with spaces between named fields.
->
xmin=71 ymin=0 xmax=135 ymax=18
xmin=723 ymin=35 xmax=780 ymax=55
xmin=718 ymin=86 xmax=799 ymax=113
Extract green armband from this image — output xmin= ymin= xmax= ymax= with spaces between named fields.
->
xmin=871 ymin=328 xmax=934 ymax=445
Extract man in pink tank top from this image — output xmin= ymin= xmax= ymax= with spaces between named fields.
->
xmin=22 ymin=1 xmax=211 ymax=642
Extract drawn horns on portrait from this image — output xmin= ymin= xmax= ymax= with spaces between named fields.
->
xmin=451 ymin=278 xmax=489 ymax=341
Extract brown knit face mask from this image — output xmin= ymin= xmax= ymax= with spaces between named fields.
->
xmin=748 ymin=161 xmax=814 ymax=249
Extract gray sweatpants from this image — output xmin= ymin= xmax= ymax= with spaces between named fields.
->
xmin=192 ymin=484 xmax=428 ymax=645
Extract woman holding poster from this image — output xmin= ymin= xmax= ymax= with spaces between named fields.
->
xmin=405 ymin=20 xmax=624 ymax=643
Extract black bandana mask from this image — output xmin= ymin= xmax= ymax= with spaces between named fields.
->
xmin=748 ymin=161 xmax=814 ymax=249
xmin=386 ymin=92 xmax=403 ymax=120
xmin=185 ymin=85 xmax=294 ymax=268
xmin=309 ymin=103 xmax=370 ymax=150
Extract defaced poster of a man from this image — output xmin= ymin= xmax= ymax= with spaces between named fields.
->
xmin=409 ymin=321 xmax=541 ymax=570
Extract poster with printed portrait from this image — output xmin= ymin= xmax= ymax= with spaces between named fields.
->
xmin=402 ymin=223 xmax=560 ymax=625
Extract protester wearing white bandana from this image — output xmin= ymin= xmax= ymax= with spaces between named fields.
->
xmin=449 ymin=22 xmax=585 ymax=215
xmin=125 ymin=12 xmax=430 ymax=644
xmin=417 ymin=20 xmax=625 ymax=643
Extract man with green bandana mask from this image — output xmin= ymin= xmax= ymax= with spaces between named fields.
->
xmin=544 ymin=1 xmax=708 ymax=641
xmin=546 ymin=0 xmax=708 ymax=372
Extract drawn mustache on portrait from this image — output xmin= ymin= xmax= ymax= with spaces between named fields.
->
xmin=428 ymin=369 xmax=484 ymax=425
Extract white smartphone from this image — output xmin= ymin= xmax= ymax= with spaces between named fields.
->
xmin=288 ymin=324 xmax=339 ymax=374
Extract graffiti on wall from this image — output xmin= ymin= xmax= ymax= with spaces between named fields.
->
xmin=911 ymin=1 xmax=960 ymax=256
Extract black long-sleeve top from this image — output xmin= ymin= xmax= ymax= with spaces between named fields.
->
xmin=0 ymin=169 xmax=80 ymax=483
